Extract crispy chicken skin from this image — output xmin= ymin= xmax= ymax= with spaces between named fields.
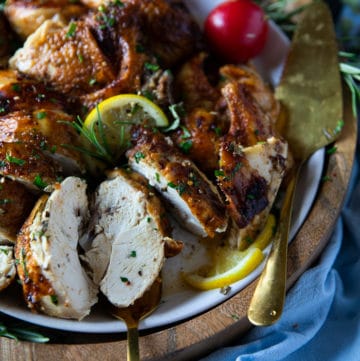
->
xmin=220 ymin=64 xmax=280 ymax=123
xmin=0 ymin=71 xmax=85 ymax=188
xmin=127 ymin=126 xmax=228 ymax=238
xmin=0 ymin=178 xmax=37 ymax=243
xmin=4 ymin=0 xmax=87 ymax=39
xmin=9 ymin=0 xmax=201 ymax=109
xmin=82 ymin=168 xmax=180 ymax=308
xmin=0 ymin=245 xmax=16 ymax=292
xmin=216 ymin=82 xmax=287 ymax=246
xmin=16 ymin=177 xmax=98 ymax=320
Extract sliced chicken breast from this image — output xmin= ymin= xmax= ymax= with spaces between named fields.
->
xmin=127 ymin=126 xmax=228 ymax=238
xmin=0 ymin=245 xmax=16 ymax=292
xmin=16 ymin=177 xmax=97 ymax=320
xmin=82 ymin=168 xmax=178 ymax=308
xmin=223 ymin=138 xmax=288 ymax=249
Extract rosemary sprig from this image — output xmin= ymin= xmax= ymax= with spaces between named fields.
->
xmin=339 ymin=51 xmax=360 ymax=116
xmin=0 ymin=321 xmax=49 ymax=343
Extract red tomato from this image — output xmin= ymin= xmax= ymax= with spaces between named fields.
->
xmin=204 ymin=0 xmax=269 ymax=63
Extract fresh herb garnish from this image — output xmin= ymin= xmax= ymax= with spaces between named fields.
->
xmin=33 ymin=175 xmax=48 ymax=189
xmin=0 ymin=322 xmax=49 ymax=343
xmin=5 ymin=153 xmax=25 ymax=166
xmin=162 ymin=103 xmax=185 ymax=133
xmin=50 ymin=295 xmax=58 ymax=305
xmin=36 ymin=111 xmax=47 ymax=120
xmin=144 ymin=62 xmax=160 ymax=72
xmin=66 ymin=22 xmax=77 ymax=38
xmin=134 ymin=151 xmax=145 ymax=163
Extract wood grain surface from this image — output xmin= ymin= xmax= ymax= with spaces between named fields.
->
xmin=0 ymin=91 xmax=357 ymax=361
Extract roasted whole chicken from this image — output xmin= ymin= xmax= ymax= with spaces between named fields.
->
xmin=0 ymin=0 xmax=288 ymax=320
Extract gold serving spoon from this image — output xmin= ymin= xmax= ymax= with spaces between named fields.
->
xmin=247 ymin=1 xmax=343 ymax=326
xmin=112 ymin=277 xmax=162 ymax=361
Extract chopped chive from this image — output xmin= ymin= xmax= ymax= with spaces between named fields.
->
xmin=214 ymin=169 xmax=225 ymax=177
xmin=326 ymin=146 xmax=337 ymax=155
xmin=179 ymin=140 xmax=193 ymax=154
xmin=155 ymin=172 xmax=161 ymax=182
xmin=134 ymin=151 xmax=145 ymax=163
xmin=50 ymin=295 xmax=58 ymax=305
xmin=36 ymin=111 xmax=47 ymax=120
xmin=144 ymin=62 xmax=160 ymax=72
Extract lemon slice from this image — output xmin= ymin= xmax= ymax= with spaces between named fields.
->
xmin=182 ymin=214 xmax=276 ymax=291
xmin=83 ymin=94 xmax=169 ymax=162
xmin=183 ymin=247 xmax=264 ymax=291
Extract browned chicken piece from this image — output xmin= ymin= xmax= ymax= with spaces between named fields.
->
xmin=0 ymin=178 xmax=37 ymax=243
xmin=82 ymin=168 xmax=181 ymax=307
xmin=9 ymin=19 xmax=117 ymax=99
xmin=0 ymin=71 xmax=85 ymax=188
xmin=9 ymin=0 xmax=200 ymax=109
xmin=127 ymin=126 xmax=228 ymax=238
xmin=4 ymin=0 xmax=87 ymax=40
xmin=16 ymin=177 xmax=98 ymax=320
xmin=172 ymin=53 xmax=227 ymax=174
xmin=220 ymin=64 xmax=280 ymax=124
xmin=216 ymin=82 xmax=287 ymax=247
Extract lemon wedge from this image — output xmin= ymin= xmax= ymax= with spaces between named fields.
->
xmin=183 ymin=247 xmax=264 ymax=291
xmin=182 ymin=214 xmax=276 ymax=291
xmin=82 ymin=94 xmax=169 ymax=163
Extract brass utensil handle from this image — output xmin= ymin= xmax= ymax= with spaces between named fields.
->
xmin=247 ymin=172 xmax=297 ymax=326
xmin=127 ymin=326 xmax=140 ymax=361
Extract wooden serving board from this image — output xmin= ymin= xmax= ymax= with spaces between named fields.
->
xmin=0 ymin=90 xmax=357 ymax=361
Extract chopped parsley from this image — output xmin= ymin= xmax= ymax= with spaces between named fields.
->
xmin=33 ymin=174 xmax=48 ymax=189
xmin=11 ymin=84 xmax=21 ymax=92
xmin=50 ymin=295 xmax=58 ymax=305
xmin=322 ymin=175 xmax=332 ymax=183
xmin=167 ymin=181 xmax=187 ymax=196
xmin=179 ymin=139 xmax=193 ymax=153
xmin=89 ymin=78 xmax=97 ymax=86
xmin=334 ymin=120 xmax=344 ymax=135
xmin=147 ymin=217 xmax=152 ymax=223
xmin=6 ymin=153 xmax=25 ymax=166
xmin=144 ymin=62 xmax=160 ymax=72
xmin=0 ymin=248 xmax=9 ymax=255
xmin=155 ymin=172 xmax=161 ymax=183
xmin=129 ymin=250 xmax=137 ymax=258
xmin=134 ymin=151 xmax=145 ymax=163
xmin=36 ymin=111 xmax=47 ymax=120
xmin=66 ymin=22 xmax=77 ymax=38
xmin=214 ymin=169 xmax=225 ymax=177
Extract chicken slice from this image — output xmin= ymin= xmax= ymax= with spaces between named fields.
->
xmin=82 ymin=168 xmax=178 ymax=308
xmin=127 ymin=127 xmax=228 ymax=238
xmin=16 ymin=177 xmax=98 ymax=320
xmin=220 ymin=64 xmax=280 ymax=123
xmin=0 ymin=245 xmax=16 ymax=292
xmin=4 ymin=0 xmax=86 ymax=39
xmin=0 ymin=177 xmax=37 ymax=243
xmin=216 ymin=82 xmax=287 ymax=247
xmin=221 ymin=138 xmax=287 ymax=249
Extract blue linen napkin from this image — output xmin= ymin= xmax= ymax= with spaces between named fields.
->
xmin=201 ymin=4 xmax=360 ymax=361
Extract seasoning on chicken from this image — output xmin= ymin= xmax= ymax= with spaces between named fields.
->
xmin=0 ymin=177 xmax=37 ymax=243
xmin=127 ymin=126 xmax=228 ymax=238
xmin=82 ymin=168 xmax=181 ymax=308
xmin=16 ymin=177 xmax=98 ymax=320
xmin=0 ymin=70 xmax=85 ymax=189
xmin=4 ymin=0 xmax=87 ymax=40
xmin=0 ymin=245 xmax=16 ymax=292
xmin=9 ymin=0 xmax=201 ymax=109
xmin=216 ymin=82 xmax=287 ymax=248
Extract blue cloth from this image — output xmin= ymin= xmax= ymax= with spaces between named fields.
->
xmin=202 ymin=4 xmax=360 ymax=361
